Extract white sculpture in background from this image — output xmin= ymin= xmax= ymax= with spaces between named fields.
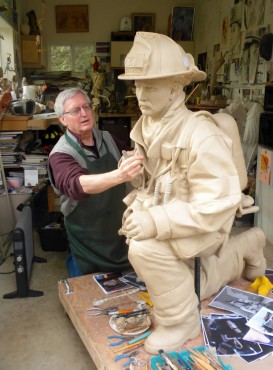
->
xmin=118 ymin=32 xmax=266 ymax=354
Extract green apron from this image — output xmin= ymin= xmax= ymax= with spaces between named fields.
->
xmin=64 ymin=132 xmax=130 ymax=275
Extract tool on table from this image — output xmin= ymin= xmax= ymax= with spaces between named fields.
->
xmin=158 ymin=350 xmax=178 ymax=370
xmin=119 ymin=341 xmax=146 ymax=355
xmin=138 ymin=291 xmax=153 ymax=307
xmin=155 ymin=363 xmax=173 ymax=370
xmin=114 ymin=350 xmax=139 ymax=367
xmin=108 ymin=331 xmax=152 ymax=346
xmin=93 ymin=288 xmax=141 ymax=306
xmin=202 ymin=348 xmax=227 ymax=370
xmin=118 ymin=324 xmax=151 ymax=335
xmin=87 ymin=306 xmax=149 ymax=317
xmin=184 ymin=346 xmax=225 ymax=370
xmin=87 ymin=306 xmax=132 ymax=316
xmin=113 ymin=338 xmax=146 ymax=353
xmin=60 ymin=278 xmax=73 ymax=295
xmin=115 ymin=308 xmax=150 ymax=318
xmin=129 ymin=356 xmax=150 ymax=369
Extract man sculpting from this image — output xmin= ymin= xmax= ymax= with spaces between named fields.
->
xmin=118 ymin=32 xmax=266 ymax=354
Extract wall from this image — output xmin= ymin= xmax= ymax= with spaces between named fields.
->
xmin=194 ymin=0 xmax=273 ymax=100
xmin=14 ymin=0 xmax=273 ymax=91
xmin=194 ymin=0 xmax=273 ymax=58
xmin=0 ymin=17 xmax=14 ymax=76
xmin=20 ymin=0 xmax=194 ymax=66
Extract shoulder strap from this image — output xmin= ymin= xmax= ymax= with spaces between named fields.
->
xmin=176 ymin=110 xmax=215 ymax=149
xmin=175 ymin=110 xmax=215 ymax=174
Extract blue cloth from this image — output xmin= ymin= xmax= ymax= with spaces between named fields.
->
xmin=66 ymin=253 xmax=82 ymax=277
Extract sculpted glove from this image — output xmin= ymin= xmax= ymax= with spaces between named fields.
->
xmin=125 ymin=211 xmax=157 ymax=240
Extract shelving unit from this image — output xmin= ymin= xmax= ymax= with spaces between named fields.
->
xmin=0 ymin=114 xmax=59 ymax=241
xmin=0 ymin=150 xmax=14 ymax=261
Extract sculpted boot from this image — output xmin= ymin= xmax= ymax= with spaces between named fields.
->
xmin=128 ymin=239 xmax=202 ymax=355
xmin=230 ymin=227 xmax=266 ymax=281
xmin=144 ymin=310 xmax=200 ymax=354
xmin=200 ymin=227 xmax=267 ymax=301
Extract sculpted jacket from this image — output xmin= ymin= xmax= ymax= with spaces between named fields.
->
xmin=122 ymin=96 xmax=242 ymax=259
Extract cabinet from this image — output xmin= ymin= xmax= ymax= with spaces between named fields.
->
xmin=98 ymin=114 xmax=139 ymax=148
xmin=21 ymin=35 xmax=43 ymax=68
xmin=99 ymin=114 xmax=131 ymax=147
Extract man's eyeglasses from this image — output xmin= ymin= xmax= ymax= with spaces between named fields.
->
xmin=63 ymin=103 xmax=92 ymax=116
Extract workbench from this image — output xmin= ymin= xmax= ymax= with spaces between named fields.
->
xmin=58 ymin=275 xmax=273 ymax=370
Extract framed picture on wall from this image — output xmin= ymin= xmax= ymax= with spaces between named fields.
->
xmin=171 ymin=6 xmax=195 ymax=41
xmin=132 ymin=13 xmax=155 ymax=34
xmin=55 ymin=5 xmax=89 ymax=33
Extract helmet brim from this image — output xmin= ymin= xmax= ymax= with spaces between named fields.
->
xmin=118 ymin=69 xmax=207 ymax=82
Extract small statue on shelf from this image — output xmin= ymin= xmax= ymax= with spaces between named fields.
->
xmin=89 ymin=56 xmax=110 ymax=117
xmin=0 ymin=78 xmax=12 ymax=113
xmin=26 ymin=9 xmax=40 ymax=35
xmin=4 ymin=54 xmax=14 ymax=75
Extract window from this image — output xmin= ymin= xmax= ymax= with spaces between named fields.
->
xmin=49 ymin=44 xmax=95 ymax=72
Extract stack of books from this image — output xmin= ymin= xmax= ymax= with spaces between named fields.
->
xmin=0 ymin=131 xmax=23 ymax=167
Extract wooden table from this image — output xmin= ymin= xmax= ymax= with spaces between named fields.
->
xmin=58 ymin=276 xmax=273 ymax=370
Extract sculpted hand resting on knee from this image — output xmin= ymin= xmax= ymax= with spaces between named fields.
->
xmin=118 ymin=32 xmax=266 ymax=354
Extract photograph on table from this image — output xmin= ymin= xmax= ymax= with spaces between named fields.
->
xmin=247 ymin=307 xmax=273 ymax=336
xmin=201 ymin=313 xmax=268 ymax=361
xmin=209 ymin=286 xmax=273 ymax=319
xmin=92 ymin=271 xmax=133 ymax=294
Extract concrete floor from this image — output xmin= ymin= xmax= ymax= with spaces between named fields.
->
xmin=0 ymin=228 xmax=273 ymax=370
xmin=0 ymin=231 xmax=96 ymax=370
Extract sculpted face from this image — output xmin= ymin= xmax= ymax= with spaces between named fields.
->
xmin=135 ymin=79 xmax=175 ymax=120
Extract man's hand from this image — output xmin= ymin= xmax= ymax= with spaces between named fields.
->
xmin=79 ymin=153 xmax=143 ymax=194
xmin=117 ymin=153 xmax=143 ymax=182
xmin=124 ymin=211 xmax=157 ymax=240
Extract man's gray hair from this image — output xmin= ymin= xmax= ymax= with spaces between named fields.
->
xmin=54 ymin=87 xmax=90 ymax=116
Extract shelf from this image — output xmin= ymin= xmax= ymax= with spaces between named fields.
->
xmin=0 ymin=115 xmax=59 ymax=131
